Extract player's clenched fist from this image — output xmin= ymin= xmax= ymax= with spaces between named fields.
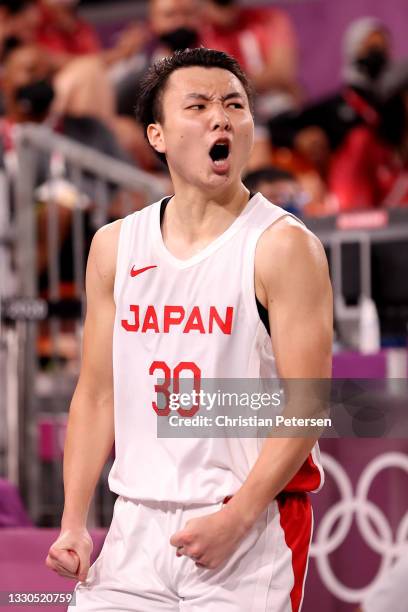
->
xmin=169 ymin=505 xmax=250 ymax=570
xmin=45 ymin=528 xmax=93 ymax=582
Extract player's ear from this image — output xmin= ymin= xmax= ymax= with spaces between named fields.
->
xmin=147 ymin=123 xmax=166 ymax=154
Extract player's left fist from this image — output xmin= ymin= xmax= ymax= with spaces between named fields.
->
xmin=169 ymin=504 xmax=250 ymax=570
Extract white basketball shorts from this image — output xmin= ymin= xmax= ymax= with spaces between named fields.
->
xmin=69 ymin=492 xmax=313 ymax=611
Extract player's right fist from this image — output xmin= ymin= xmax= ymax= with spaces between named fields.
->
xmin=45 ymin=528 xmax=93 ymax=582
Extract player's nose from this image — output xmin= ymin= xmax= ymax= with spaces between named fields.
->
xmin=210 ymin=104 xmax=231 ymax=132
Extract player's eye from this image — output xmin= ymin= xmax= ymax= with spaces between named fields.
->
xmin=187 ymin=104 xmax=205 ymax=110
xmin=228 ymin=102 xmax=244 ymax=109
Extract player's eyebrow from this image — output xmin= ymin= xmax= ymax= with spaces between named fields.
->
xmin=184 ymin=92 xmax=245 ymax=103
xmin=221 ymin=92 xmax=245 ymax=102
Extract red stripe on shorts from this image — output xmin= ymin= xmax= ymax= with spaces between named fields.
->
xmin=277 ymin=492 xmax=313 ymax=612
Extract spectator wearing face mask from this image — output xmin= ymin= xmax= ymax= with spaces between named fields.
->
xmin=269 ymin=17 xmax=392 ymax=160
xmin=0 ymin=0 xmax=166 ymax=149
xmin=0 ymin=0 xmax=116 ymax=127
xmin=326 ymin=29 xmax=408 ymax=213
xmin=0 ymin=38 xmax=132 ymax=279
xmin=262 ymin=17 xmax=395 ymax=216
xmin=103 ymin=0 xmax=203 ymax=170
xmin=343 ymin=17 xmax=391 ymax=103
xmin=111 ymin=0 xmax=202 ymax=119
xmin=0 ymin=37 xmax=132 ymax=183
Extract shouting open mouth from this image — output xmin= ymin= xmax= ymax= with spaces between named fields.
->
xmin=209 ymin=138 xmax=231 ymax=174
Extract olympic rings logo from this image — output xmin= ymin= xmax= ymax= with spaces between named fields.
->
xmin=310 ymin=452 xmax=408 ymax=603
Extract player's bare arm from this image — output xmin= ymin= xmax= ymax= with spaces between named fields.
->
xmin=45 ymin=219 xmax=121 ymax=582
xmin=171 ymin=217 xmax=333 ymax=569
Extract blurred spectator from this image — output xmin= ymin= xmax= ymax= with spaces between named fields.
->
xmin=51 ymin=53 xmax=115 ymax=125
xmin=0 ymin=39 xmax=131 ymax=276
xmin=35 ymin=0 xmax=151 ymax=82
xmin=0 ymin=39 xmax=129 ymax=169
xmin=37 ymin=0 xmax=115 ymax=125
xmin=200 ymin=0 xmax=299 ymax=122
xmin=268 ymin=17 xmax=393 ymax=168
xmin=108 ymin=0 xmax=202 ymax=170
xmin=30 ymin=0 xmax=199 ymax=126
xmin=0 ymin=0 xmax=115 ymax=125
xmin=243 ymin=166 xmax=307 ymax=217
xmin=149 ymin=0 xmax=200 ymax=52
xmin=245 ymin=126 xmax=337 ymax=218
xmin=329 ymin=67 xmax=408 ymax=211
xmin=264 ymin=17 xmax=398 ymax=216
xmin=36 ymin=0 xmax=101 ymax=62
xmin=294 ymin=17 xmax=390 ymax=153
xmin=343 ymin=17 xmax=390 ymax=104
xmin=112 ymin=0 xmax=201 ymax=118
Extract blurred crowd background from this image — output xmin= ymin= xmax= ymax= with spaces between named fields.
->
xmin=5 ymin=0 xmax=408 ymax=205
xmin=2 ymin=0 xmax=408 ymax=215
xmin=0 ymin=2 xmax=407 ymax=611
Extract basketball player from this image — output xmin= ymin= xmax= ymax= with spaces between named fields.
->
xmin=46 ymin=48 xmax=333 ymax=611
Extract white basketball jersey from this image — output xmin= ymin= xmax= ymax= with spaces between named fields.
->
xmin=109 ymin=192 xmax=324 ymax=503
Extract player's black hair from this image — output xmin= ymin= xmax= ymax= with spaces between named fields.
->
xmin=135 ymin=47 xmax=255 ymax=165
xmin=0 ymin=0 xmax=35 ymax=15
xmin=243 ymin=166 xmax=296 ymax=192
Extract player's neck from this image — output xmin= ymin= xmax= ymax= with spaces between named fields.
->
xmin=171 ymin=184 xmax=249 ymax=230
xmin=173 ymin=179 xmax=248 ymax=213
xmin=161 ymin=183 xmax=250 ymax=255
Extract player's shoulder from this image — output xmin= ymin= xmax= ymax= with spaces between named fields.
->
xmin=88 ymin=200 xmax=161 ymax=282
xmin=257 ymin=194 xmax=319 ymax=248
xmin=118 ymin=197 xmax=164 ymax=230
xmin=264 ymin=213 xmax=311 ymax=246
xmin=255 ymin=213 xmax=329 ymax=300
xmin=92 ymin=218 xmax=123 ymax=254
xmin=256 ymin=201 xmax=326 ymax=275
xmin=88 ymin=218 xmax=123 ymax=288
xmin=91 ymin=199 xmax=159 ymax=251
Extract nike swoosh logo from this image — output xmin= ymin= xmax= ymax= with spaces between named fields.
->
xmin=130 ymin=265 xmax=157 ymax=277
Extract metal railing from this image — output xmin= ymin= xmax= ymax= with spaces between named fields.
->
xmin=306 ymin=210 xmax=408 ymax=350
xmin=1 ymin=123 xmax=166 ymax=525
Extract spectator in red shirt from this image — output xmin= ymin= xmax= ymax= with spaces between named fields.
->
xmin=36 ymin=0 xmax=101 ymax=61
xmin=329 ymin=70 xmax=408 ymax=211
xmin=200 ymin=0 xmax=299 ymax=121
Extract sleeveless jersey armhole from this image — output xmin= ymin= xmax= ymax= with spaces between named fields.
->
xmin=243 ymin=208 xmax=306 ymax=332
xmin=113 ymin=214 xmax=133 ymax=305
xmin=256 ymin=297 xmax=270 ymax=335
xmin=254 ymin=210 xmax=305 ymax=336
